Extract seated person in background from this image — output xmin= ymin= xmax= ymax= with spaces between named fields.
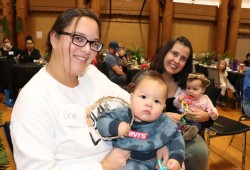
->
xmin=218 ymin=59 xmax=236 ymax=106
xmin=243 ymin=53 xmax=250 ymax=67
xmin=20 ymin=35 xmax=41 ymax=63
xmin=243 ymin=69 xmax=250 ymax=117
xmin=173 ymin=73 xmax=218 ymax=140
xmin=0 ymin=37 xmax=21 ymax=60
xmin=97 ymin=71 xmax=184 ymax=170
xmin=105 ymin=41 xmax=127 ymax=86
xmin=118 ymin=43 xmax=128 ymax=73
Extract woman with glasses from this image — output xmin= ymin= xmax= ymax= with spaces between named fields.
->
xmin=10 ymin=8 xmax=131 ymax=170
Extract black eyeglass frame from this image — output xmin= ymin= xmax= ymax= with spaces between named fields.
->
xmin=57 ymin=31 xmax=103 ymax=52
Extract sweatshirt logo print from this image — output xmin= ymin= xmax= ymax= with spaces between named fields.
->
xmin=128 ymin=130 xmax=148 ymax=140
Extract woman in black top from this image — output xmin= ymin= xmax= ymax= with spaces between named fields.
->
xmin=0 ymin=37 xmax=21 ymax=60
xmin=128 ymin=36 xmax=212 ymax=170
xmin=20 ymin=36 xmax=41 ymax=63
xmin=243 ymin=53 xmax=250 ymax=67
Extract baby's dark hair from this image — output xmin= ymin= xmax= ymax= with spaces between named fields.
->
xmin=136 ymin=70 xmax=165 ymax=84
xmin=187 ymin=72 xmax=210 ymax=88
xmin=127 ymin=70 xmax=167 ymax=93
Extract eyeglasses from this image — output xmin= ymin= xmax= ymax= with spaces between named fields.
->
xmin=57 ymin=31 xmax=103 ymax=52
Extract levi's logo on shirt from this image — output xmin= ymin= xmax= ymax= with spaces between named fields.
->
xmin=128 ymin=130 xmax=148 ymax=140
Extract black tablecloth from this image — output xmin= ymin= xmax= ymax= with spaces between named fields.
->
xmin=227 ymin=71 xmax=245 ymax=87
xmin=126 ymin=68 xmax=141 ymax=84
xmin=194 ymin=64 xmax=209 ymax=77
xmin=0 ymin=58 xmax=16 ymax=93
xmin=9 ymin=63 xmax=43 ymax=99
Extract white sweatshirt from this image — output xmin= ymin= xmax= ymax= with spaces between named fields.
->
xmin=11 ymin=65 xmax=130 ymax=170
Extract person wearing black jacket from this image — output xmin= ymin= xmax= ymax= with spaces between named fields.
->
xmin=243 ymin=53 xmax=250 ymax=67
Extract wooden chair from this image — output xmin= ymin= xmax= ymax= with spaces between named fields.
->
xmin=0 ymin=121 xmax=16 ymax=170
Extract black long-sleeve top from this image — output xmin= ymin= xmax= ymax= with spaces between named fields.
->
xmin=0 ymin=46 xmax=21 ymax=59
xmin=20 ymin=48 xmax=41 ymax=63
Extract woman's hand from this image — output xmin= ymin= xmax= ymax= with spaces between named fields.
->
xmin=165 ymin=112 xmax=182 ymax=123
xmin=185 ymin=107 xmax=209 ymax=122
xmin=101 ymin=148 xmax=130 ymax=170
xmin=167 ymin=159 xmax=181 ymax=170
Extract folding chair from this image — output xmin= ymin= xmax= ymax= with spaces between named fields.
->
xmin=0 ymin=121 xmax=16 ymax=169
xmin=207 ymin=67 xmax=220 ymax=88
xmin=205 ymin=116 xmax=250 ymax=170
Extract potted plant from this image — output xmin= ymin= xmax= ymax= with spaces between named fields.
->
xmin=198 ymin=52 xmax=217 ymax=66
xmin=127 ymin=45 xmax=144 ymax=65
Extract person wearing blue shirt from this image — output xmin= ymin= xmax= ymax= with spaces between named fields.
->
xmin=242 ymin=69 xmax=250 ymax=117
xmin=105 ymin=41 xmax=127 ymax=86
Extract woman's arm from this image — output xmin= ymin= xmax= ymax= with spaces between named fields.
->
xmin=101 ymin=148 xmax=130 ymax=170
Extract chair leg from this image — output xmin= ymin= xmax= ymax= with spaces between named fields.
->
xmin=229 ymin=135 xmax=235 ymax=145
xmin=242 ymin=132 xmax=246 ymax=170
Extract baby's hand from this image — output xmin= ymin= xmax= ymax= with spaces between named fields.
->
xmin=118 ymin=122 xmax=131 ymax=138
xmin=178 ymin=95 xmax=185 ymax=103
xmin=167 ymin=159 xmax=181 ymax=170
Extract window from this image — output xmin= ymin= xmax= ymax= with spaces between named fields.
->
xmin=242 ymin=0 xmax=250 ymax=8
xmin=174 ymin=0 xmax=250 ymax=8
xmin=173 ymin=0 xmax=219 ymax=6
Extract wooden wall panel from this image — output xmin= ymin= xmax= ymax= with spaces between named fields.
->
xmin=0 ymin=0 xmax=249 ymax=59
xmin=240 ymin=8 xmax=250 ymax=23
xmin=27 ymin=13 xmax=58 ymax=53
xmin=172 ymin=19 xmax=217 ymax=56
xmin=28 ymin=0 xmax=75 ymax=12
xmin=100 ymin=0 xmax=150 ymax=16
xmin=174 ymin=3 xmax=217 ymax=21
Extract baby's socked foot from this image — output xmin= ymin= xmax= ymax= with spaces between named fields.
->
xmin=183 ymin=125 xmax=198 ymax=141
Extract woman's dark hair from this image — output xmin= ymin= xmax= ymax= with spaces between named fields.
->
xmin=25 ymin=35 xmax=33 ymax=42
xmin=150 ymin=36 xmax=193 ymax=89
xmin=46 ymin=8 xmax=102 ymax=61
xmin=2 ymin=37 xmax=10 ymax=43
